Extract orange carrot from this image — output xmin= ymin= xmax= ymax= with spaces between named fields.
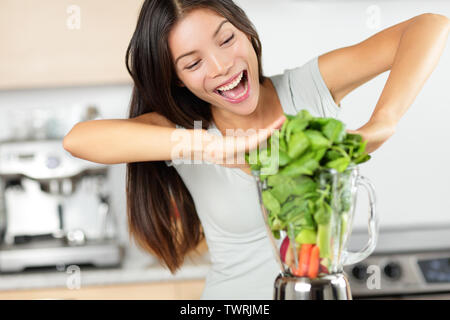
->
xmin=307 ymin=245 xmax=320 ymax=279
xmin=296 ymin=244 xmax=313 ymax=277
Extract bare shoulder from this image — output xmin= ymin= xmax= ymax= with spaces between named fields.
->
xmin=130 ymin=112 xmax=176 ymax=128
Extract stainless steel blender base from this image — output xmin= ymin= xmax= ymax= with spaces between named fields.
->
xmin=274 ymin=273 xmax=353 ymax=300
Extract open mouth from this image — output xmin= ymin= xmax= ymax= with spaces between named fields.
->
xmin=214 ymin=70 xmax=250 ymax=103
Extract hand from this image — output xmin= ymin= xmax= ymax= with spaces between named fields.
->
xmin=205 ymin=115 xmax=287 ymax=168
xmin=347 ymin=118 xmax=397 ymax=154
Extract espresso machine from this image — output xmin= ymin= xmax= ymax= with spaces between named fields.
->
xmin=255 ymin=165 xmax=379 ymax=300
xmin=0 ymin=139 xmax=123 ymax=272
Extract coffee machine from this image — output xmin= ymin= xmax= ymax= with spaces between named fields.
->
xmin=0 ymin=139 xmax=123 ymax=272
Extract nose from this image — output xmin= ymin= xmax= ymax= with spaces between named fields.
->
xmin=208 ymin=50 xmax=232 ymax=79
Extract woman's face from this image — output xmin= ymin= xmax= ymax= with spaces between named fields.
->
xmin=169 ymin=8 xmax=260 ymax=116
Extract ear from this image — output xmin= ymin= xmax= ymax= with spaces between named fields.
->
xmin=176 ymin=79 xmax=185 ymax=87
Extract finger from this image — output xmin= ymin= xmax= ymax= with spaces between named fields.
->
xmin=234 ymin=115 xmax=287 ymax=153
xmin=244 ymin=128 xmax=272 ymax=152
xmin=254 ymin=115 xmax=287 ymax=145
xmin=269 ymin=115 xmax=287 ymax=130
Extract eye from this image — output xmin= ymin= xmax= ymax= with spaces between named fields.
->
xmin=186 ymin=60 xmax=200 ymax=70
xmin=222 ymin=34 xmax=234 ymax=46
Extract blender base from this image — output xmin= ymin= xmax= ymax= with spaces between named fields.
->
xmin=274 ymin=272 xmax=352 ymax=300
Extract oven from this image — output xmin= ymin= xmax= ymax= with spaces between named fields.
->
xmin=344 ymin=225 xmax=450 ymax=299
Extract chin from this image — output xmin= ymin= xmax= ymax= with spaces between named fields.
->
xmin=239 ymin=89 xmax=259 ymax=115
xmin=220 ymin=95 xmax=258 ymax=117
xmin=236 ymin=100 xmax=258 ymax=115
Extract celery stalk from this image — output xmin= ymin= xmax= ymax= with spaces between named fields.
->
xmin=317 ymin=223 xmax=330 ymax=259
xmin=295 ymin=229 xmax=317 ymax=245
xmin=339 ymin=213 xmax=348 ymax=246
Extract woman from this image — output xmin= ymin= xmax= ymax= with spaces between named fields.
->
xmin=63 ymin=0 xmax=449 ymax=299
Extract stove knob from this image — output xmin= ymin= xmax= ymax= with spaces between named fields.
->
xmin=351 ymin=263 xmax=368 ymax=281
xmin=383 ymin=262 xmax=402 ymax=280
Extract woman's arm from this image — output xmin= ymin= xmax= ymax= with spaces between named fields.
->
xmin=63 ymin=114 xmax=185 ymax=164
xmin=319 ymin=13 xmax=450 ymax=153
xmin=370 ymin=14 xmax=450 ymax=122
xmin=63 ymin=112 xmax=286 ymax=165
xmin=358 ymin=13 xmax=449 ymax=153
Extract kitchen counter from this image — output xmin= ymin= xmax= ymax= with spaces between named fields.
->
xmin=0 ymin=244 xmax=211 ymax=291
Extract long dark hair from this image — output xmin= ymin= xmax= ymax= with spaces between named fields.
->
xmin=125 ymin=0 xmax=266 ymax=273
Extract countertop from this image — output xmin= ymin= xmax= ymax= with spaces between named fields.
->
xmin=0 ymin=244 xmax=211 ymax=291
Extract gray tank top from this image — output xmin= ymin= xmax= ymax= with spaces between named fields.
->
xmin=166 ymin=56 xmax=340 ymax=299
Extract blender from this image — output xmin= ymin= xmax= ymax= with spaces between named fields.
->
xmin=254 ymin=165 xmax=378 ymax=300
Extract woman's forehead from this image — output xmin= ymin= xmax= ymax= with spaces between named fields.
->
xmin=168 ymin=8 xmax=229 ymax=55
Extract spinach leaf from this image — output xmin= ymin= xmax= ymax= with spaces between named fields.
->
xmin=322 ymin=118 xmax=346 ymax=143
xmin=304 ymin=130 xmax=331 ymax=150
xmin=290 ymin=176 xmax=317 ymax=196
xmin=313 ymin=147 xmax=327 ymax=162
xmin=246 ymin=149 xmax=261 ymax=171
xmin=308 ymin=117 xmax=330 ymax=131
xmin=280 ymin=152 xmax=319 ymax=177
xmin=325 ymin=156 xmax=351 ymax=173
xmin=286 ymin=118 xmax=309 ymax=143
xmin=353 ymin=153 xmax=371 ymax=164
xmin=262 ymin=190 xmax=281 ymax=215
xmin=279 ymin=150 xmax=291 ymax=167
xmin=270 ymin=176 xmax=316 ymax=203
xmin=267 ymin=174 xmax=286 ymax=187
xmin=288 ymin=131 xmax=310 ymax=158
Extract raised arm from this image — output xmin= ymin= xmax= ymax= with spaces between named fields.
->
xmin=318 ymin=13 xmax=450 ymax=153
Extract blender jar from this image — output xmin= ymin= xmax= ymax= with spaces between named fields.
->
xmin=254 ymin=165 xmax=379 ymax=278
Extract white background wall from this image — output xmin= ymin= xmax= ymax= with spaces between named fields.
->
xmin=237 ymin=0 xmax=450 ymax=231
xmin=0 ymin=0 xmax=449 ymax=240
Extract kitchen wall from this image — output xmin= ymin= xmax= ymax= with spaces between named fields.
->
xmin=235 ymin=0 xmax=450 ymax=230
xmin=0 ymin=0 xmax=449 ymax=245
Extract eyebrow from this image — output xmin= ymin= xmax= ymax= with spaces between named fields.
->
xmin=175 ymin=19 xmax=229 ymax=66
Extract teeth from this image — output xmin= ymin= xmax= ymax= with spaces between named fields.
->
xmin=233 ymin=78 xmax=248 ymax=100
xmin=217 ymin=71 xmax=244 ymax=92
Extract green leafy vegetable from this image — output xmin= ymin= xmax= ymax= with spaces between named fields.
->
xmin=288 ymin=131 xmax=310 ymax=158
xmin=246 ymin=109 xmax=371 ymax=261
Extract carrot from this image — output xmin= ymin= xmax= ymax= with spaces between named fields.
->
xmin=307 ymin=245 xmax=320 ymax=279
xmin=295 ymin=244 xmax=313 ymax=277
